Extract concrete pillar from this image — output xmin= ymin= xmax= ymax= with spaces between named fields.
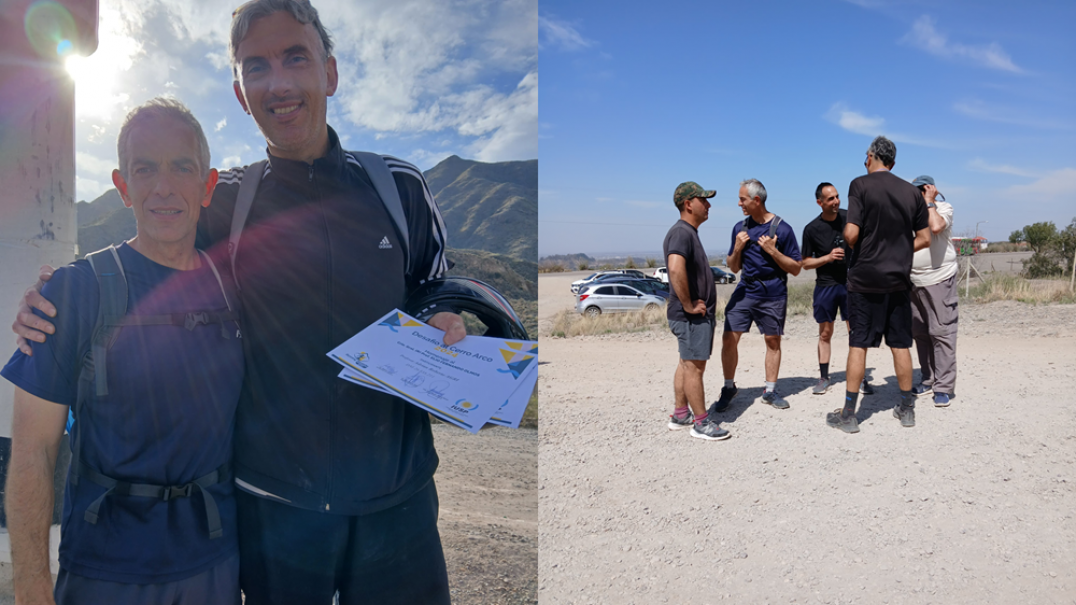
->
xmin=0 ymin=0 xmax=98 ymax=594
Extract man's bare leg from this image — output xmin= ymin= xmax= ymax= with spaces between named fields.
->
xmin=673 ymin=361 xmax=687 ymax=410
xmin=845 ymin=346 xmax=867 ymax=405
xmin=817 ymin=322 xmax=834 ymax=366
xmin=764 ymin=334 xmax=782 ymax=383
xmin=891 ymin=347 xmax=913 ymax=391
xmin=680 ymin=359 xmax=708 ymax=418
xmin=721 ymin=331 xmax=742 ymax=380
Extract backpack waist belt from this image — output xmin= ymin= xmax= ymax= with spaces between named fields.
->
xmin=75 ymin=460 xmax=232 ymax=539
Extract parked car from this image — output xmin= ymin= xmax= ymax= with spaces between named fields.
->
xmin=654 ymin=267 xmax=668 ymax=283
xmin=570 ymin=269 xmax=648 ymax=293
xmin=575 ymin=283 xmax=666 ymax=317
xmin=711 ymin=266 xmax=737 ymax=284
xmin=596 ymin=276 xmax=670 ymax=299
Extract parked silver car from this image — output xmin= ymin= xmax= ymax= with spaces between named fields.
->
xmin=575 ymin=283 xmax=666 ymax=317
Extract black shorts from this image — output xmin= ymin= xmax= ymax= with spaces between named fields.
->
xmin=847 ymin=290 xmax=913 ymax=349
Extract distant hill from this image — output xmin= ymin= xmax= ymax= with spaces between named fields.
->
xmin=77 ymin=189 xmax=133 ymax=257
xmin=445 ymin=248 xmax=537 ymax=339
xmin=424 ymin=155 xmax=537 ymax=261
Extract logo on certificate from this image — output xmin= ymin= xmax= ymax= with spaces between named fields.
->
xmin=452 ymin=399 xmax=479 ymax=413
xmin=496 ymin=341 xmax=538 ymax=379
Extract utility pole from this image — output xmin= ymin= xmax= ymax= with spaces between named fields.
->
xmin=0 ymin=0 xmax=98 ymax=590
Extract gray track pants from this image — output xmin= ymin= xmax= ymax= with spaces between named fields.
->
xmin=910 ymin=274 xmax=958 ymax=394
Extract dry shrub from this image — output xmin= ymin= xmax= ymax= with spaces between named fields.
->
xmin=549 ymin=306 xmax=668 ymax=337
xmin=539 ymin=262 xmax=566 ymax=273
xmin=967 ymin=274 xmax=1076 ymax=304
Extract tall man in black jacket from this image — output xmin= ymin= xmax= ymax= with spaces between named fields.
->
xmin=13 ymin=1 xmax=464 ymax=602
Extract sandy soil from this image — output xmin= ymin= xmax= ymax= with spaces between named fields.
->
xmin=436 ymin=424 xmax=538 ymax=605
xmin=537 ymin=271 xmax=1076 ymax=604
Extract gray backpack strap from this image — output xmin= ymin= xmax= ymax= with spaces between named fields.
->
xmin=350 ymin=151 xmax=411 ymax=277
xmin=85 ymin=246 xmax=127 ymax=397
xmin=769 ymin=215 xmax=782 ymax=238
xmin=228 ymin=160 xmax=267 ymax=291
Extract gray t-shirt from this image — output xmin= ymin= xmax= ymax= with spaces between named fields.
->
xmin=663 ymin=219 xmax=716 ymax=321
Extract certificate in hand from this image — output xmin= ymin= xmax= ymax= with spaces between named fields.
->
xmin=328 ymin=309 xmax=537 ymax=433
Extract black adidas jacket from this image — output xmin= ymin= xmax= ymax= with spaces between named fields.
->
xmin=197 ymin=128 xmax=448 ymax=514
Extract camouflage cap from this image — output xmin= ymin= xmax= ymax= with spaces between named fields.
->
xmin=673 ymin=181 xmax=716 ymax=209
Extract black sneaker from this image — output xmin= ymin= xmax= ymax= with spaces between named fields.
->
xmin=709 ymin=386 xmax=738 ymax=415
xmin=893 ymin=405 xmax=915 ymax=427
xmin=825 ymin=409 xmax=860 ymax=433
xmin=761 ymin=389 xmax=789 ymax=409
xmin=667 ymin=411 xmax=694 ymax=430
xmin=690 ymin=418 xmax=731 ymax=441
xmin=912 ymin=383 xmax=933 ymax=396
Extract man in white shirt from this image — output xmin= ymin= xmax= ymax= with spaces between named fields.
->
xmin=908 ymin=175 xmax=959 ymax=407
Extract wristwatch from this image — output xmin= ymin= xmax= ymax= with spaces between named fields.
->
xmin=926 ymin=203 xmax=936 ymax=209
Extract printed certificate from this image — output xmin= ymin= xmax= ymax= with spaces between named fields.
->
xmin=328 ymin=309 xmax=537 ymax=433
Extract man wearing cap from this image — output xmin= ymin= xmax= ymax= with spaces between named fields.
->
xmin=710 ymin=179 xmax=802 ymax=414
xmin=664 ymin=182 xmax=730 ymax=441
xmin=908 ymin=175 xmax=959 ymax=407
xmin=826 ymin=136 xmax=930 ymax=434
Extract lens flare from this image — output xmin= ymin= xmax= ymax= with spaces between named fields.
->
xmin=24 ymin=1 xmax=79 ymax=60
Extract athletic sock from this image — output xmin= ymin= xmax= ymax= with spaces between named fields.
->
xmin=764 ymin=381 xmax=777 ymax=393
xmin=820 ymin=363 xmax=829 ymax=380
xmin=673 ymin=406 xmax=690 ymax=420
xmin=900 ymin=390 xmax=915 ymax=409
xmin=843 ymin=391 xmax=859 ymax=416
xmin=694 ymin=413 xmax=710 ymax=425
xmin=724 ymin=379 xmax=735 ymax=389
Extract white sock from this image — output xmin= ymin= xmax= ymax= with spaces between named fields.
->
xmin=764 ymin=381 xmax=776 ymax=393
xmin=724 ymin=379 xmax=735 ymax=389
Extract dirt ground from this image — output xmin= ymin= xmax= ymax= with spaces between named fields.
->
xmin=537 ymin=270 xmax=1076 ymax=605
xmin=436 ymin=425 xmax=538 ymax=604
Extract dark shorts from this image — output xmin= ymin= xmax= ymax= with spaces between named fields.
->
xmin=237 ymin=480 xmax=449 ymax=605
xmin=723 ymin=287 xmax=786 ymax=336
xmin=847 ymin=290 xmax=913 ymax=349
xmin=669 ymin=316 xmax=715 ymax=360
xmin=813 ymin=284 xmax=848 ymax=324
xmin=55 ymin=552 xmax=240 ymax=605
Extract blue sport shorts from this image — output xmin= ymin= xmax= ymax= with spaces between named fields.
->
xmin=812 ymin=284 xmax=848 ymax=324
xmin=722 ymin=287 xmax=787 ymax=336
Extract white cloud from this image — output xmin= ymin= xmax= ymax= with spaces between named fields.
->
xmin=75 ymin=175 xmax=109 ymax=203
xmin=953 ymin=100 xmax=1072 ymax=131
xmin=463 ymin=72 xmax=538 ymax=161
xmin=539 ymin=14 xmax=593 ymax=51
xmin=215 ymin=117 xmax=227 ymax=132
xmin=76 ymin=152 xmax=116 ymax=177
xmin=967 ymin=158 xmax=1041 ymax=178
xmin=900 ymin=16 xmax=1022 ymax=73
xmin=220 ymin=155 xmax=243 ymax=169
xmin=1008 ymin=168 xmax=1076 ymax=199
xmin=826 ymin=103 xmax=885 ymax=135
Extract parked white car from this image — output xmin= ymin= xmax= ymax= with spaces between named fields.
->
xmin=654 ymin=267 xmax=668 ymax=283
xmin=570 ymin=269 xmax=647 ymax=293
xmin=575 ymin=283 xmax=666 ymax=317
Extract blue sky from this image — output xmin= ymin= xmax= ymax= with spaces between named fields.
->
xmin=538 ymin=0 xmax=1075 ymax=258
xmin=68 ymin=0 xmax=537 ymax=203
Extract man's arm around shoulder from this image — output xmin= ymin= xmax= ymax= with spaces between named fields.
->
xmin=6 ymin=388 xmax=69 ymax=605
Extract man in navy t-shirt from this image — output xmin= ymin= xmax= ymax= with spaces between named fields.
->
xmin=1 ymin=99 xmax=244 ymax=604
xmin=710 ymin=179 xmax=802 ymax=415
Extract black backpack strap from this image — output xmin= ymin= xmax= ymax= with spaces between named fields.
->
xmin=85 ymin=246 xmax=127 ymax=398
xmin=228 ymin=160 xmax=268 ymax=292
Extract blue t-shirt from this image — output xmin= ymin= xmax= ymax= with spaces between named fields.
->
xmin=1 ymin=243 xmax=244 ymax=584
xmin=727 ymin=217 xmax=802 ymax=300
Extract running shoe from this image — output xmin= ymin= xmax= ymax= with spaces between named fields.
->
xmin=860 ymin=380 xmax=875 ymax=395
xmin=912 ymin=383 xmax=933 ymax=396
xmin=709 ymin=386 xmax=738 ymax=415
xmin=812 ymin=377 xmax=830 ymax=395
xmin=667 ymin=410 xmax=694 ymax=430
xmin=761 ymin=389 xmax=789 ymax=409
xmin=893 ymin=404 xmax=916 ymax=427
xmin=690 ymin=418 xmax=731 ymax=441
xmin=825 ymin=409 xmax=860 ymax=433
xmin=933 ymin=393 xmax=951 ymax=407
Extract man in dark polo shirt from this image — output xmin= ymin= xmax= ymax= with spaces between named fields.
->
xmin=826 ymin=136 xmax=930 ymax=434
xmin=800 ymin=182 xmax=874 ymax=396
xmin=663 ymin=181 xmax=730 ymax=441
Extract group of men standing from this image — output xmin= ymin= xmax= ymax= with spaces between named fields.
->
xmin=663 ymin=136 xmax=960 ymax=440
